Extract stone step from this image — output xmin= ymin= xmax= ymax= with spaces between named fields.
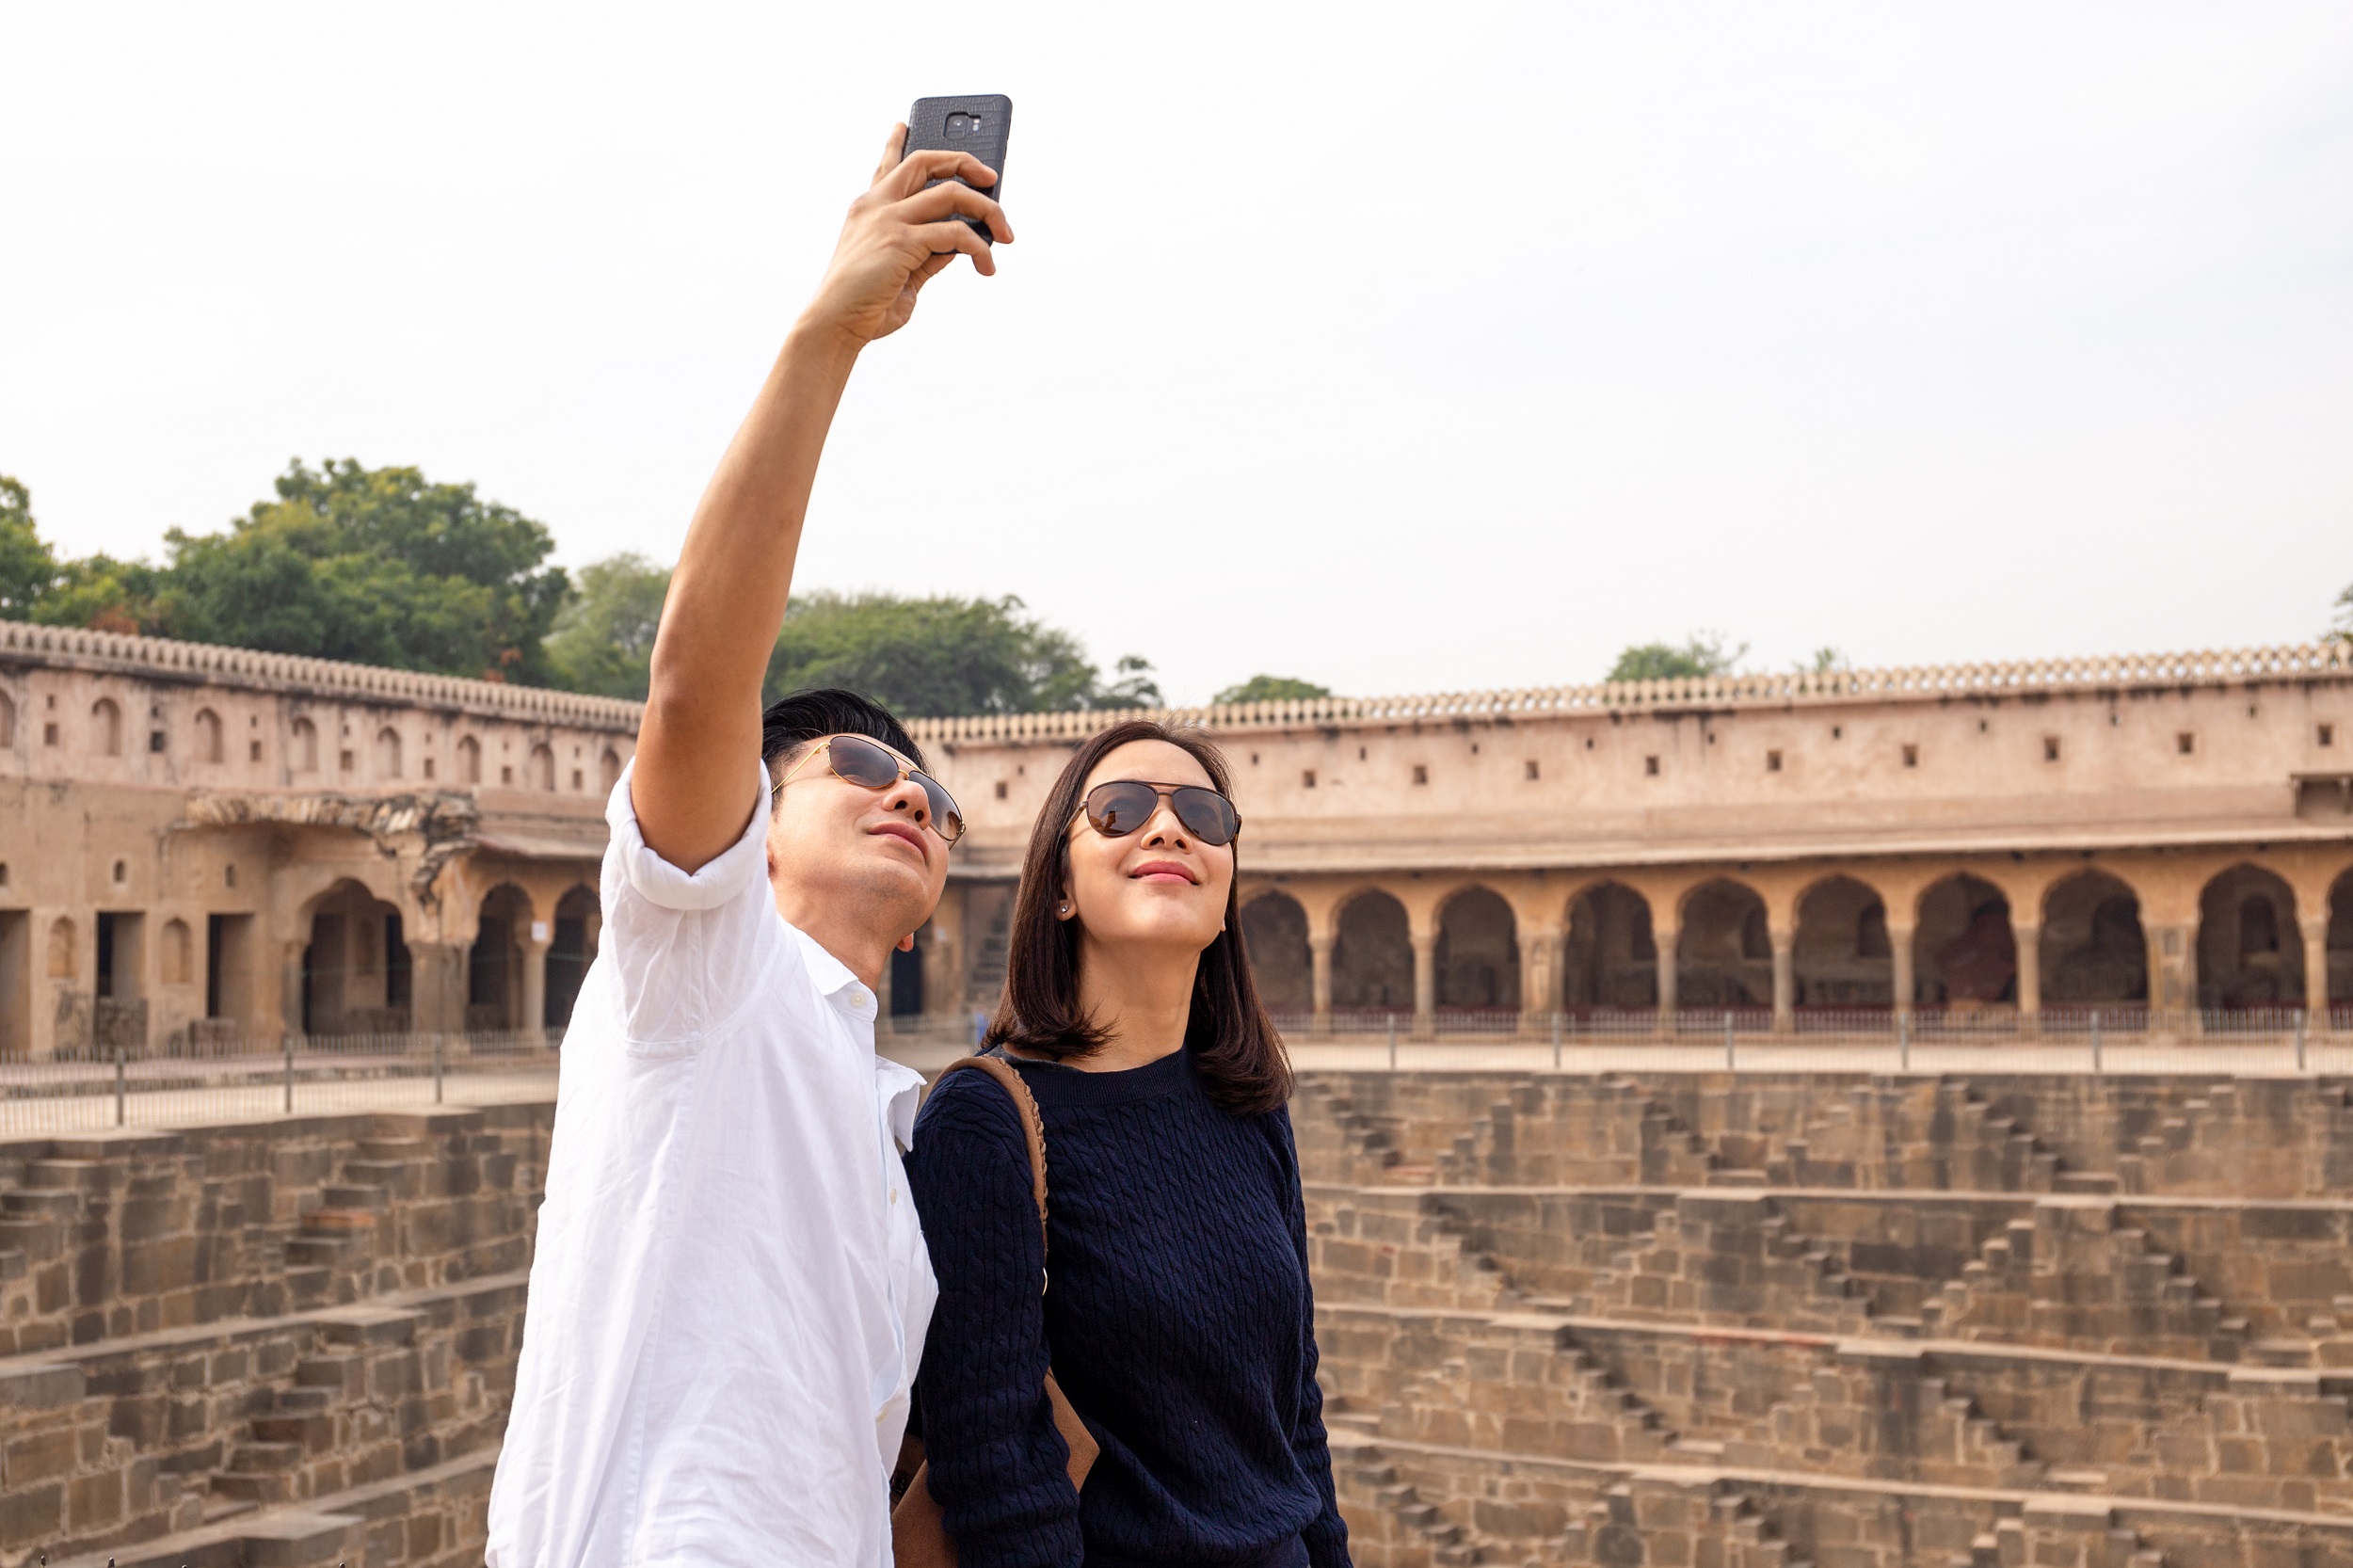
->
xmin=0 ymin=1188 xmax=80 ymax=1216
xmin=0 ymin=1215 xmax=65 ymax=1257
xmin=23 ymin=1157 xmax=107 ymax=1189
xmin=357 ymin=1136 xmax=432 ymax=1161
xmin=342 ymin=1157 xmax=424 ymax=1194
xmin=303 ymin=1206 xmax=383 ymax=1234
xmin=230 ymin=1439 xmax=309 ymax=1471
xmin=283 ymin=1236 xmax=351 ymax=1267
xmin=320 ymin=1183 xmax=390 ymax=1210
xmin=212 ymin=1466 xmax=301 ymax=1504
xmin=252 ymin=1410 xmax=336 ymax=1449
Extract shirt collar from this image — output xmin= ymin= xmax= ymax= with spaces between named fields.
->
xmin=786 ymin=921 xmax=878 ymax=1012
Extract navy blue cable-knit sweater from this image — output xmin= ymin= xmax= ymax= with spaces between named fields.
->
xmin=904 ymin=1046 xmax=1350 ymax=1568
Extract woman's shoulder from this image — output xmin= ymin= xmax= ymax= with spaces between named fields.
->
xmin=910 ymin=1062 xmax=1032 ymax=1158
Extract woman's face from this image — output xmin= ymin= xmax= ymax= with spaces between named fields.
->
xmin=1061 ymin=739 xmax=1233 ymax=956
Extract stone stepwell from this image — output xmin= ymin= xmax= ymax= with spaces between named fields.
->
xmin=1299 ymin=1071 xmax=2353 ymax=1568
xmin=0 ymin=1106 xmax=550 ymax=1568
xmin=8 ymin=1070 xmax=2353 ymax=1567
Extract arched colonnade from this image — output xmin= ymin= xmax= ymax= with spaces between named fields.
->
xmin=284 ymin=863 xmax=602 ymax=1039
xmin=1236 ymin=850 xmax=2353 ymax=1035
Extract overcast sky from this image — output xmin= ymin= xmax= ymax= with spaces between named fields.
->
xmin=4 ymin=4 xmax=2349 ymax=704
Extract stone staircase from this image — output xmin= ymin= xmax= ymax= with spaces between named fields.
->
xmin=0 ymin=1105 xmax=549 ymax=1568
xmin=1299 ymin=1070 xmax=2353 ymax=1568
xmin=1915 ymin=1199 xmax=2258 ymax=1362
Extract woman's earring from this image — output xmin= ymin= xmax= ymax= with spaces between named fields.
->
xmin=1057 ymin=901 xmax=1072 ymax=919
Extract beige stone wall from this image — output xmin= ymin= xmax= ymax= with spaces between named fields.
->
xmin=11 ymin=620 xmax=2353 ymax=1051
xmin=0 ymin=623 xmax=634 ymax=1058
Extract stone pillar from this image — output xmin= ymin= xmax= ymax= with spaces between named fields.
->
xmin=1410 ymin=929 xmax=1436 ymax=1040
xmin=1889 ymin=924 xmax=1916 ymax=1029
xmin=1519 ymin=926 xmax=1561 ymax=1031
xmin=280 ymin=940 xmax=308 ymax=1040
xmin=2149 ymin=922 xmax=2194 ymax=1032
xmin=2304 ymin=916 xmax=2331 ymax=1029
xmin=1309 ymin=934 xmax=1334 ymax=1035
xmin=2014 ymin=923 xmax=2041 ymax=1036
xmin=926 ymin=886 xmax=968 ymax=1020
xmin=1656 ymin=925 xmax=1680 ymax=1036
xmin=408 ymin=942 xmax=469 ymax=1034
xmin=520 ymin=927 xmax=552 ymax=1039
xmin=1770 ymin=928 xmax=1795 ymax=1035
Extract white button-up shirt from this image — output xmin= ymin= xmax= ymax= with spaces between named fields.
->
xmin=487 ymin=762 xmax=936 ymax=1568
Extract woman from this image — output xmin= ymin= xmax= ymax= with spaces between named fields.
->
xmin=904 ymin=718 xmax=1349 ymax=1568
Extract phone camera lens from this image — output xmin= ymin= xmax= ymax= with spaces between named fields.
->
xmin=946 ymin=113 xmax=972 ymax=139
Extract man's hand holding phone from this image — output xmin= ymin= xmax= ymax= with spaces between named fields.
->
xmin=799 ymin=122 xmax=1014 ymax=351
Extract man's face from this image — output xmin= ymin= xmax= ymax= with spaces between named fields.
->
xmin=763 ymin=736 xmax=952 ymax=944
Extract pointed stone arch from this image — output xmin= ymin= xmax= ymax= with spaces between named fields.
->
xmin=2039 ymin=870 xmax=2147 ymax=1008
xmin=2197 ymin=862 xmax=2302 ymax=1012
xmin=1331 ymin=888 xmax=1412 ymax=1014
xmin=1240 ymin=889 xmax=1313 ymax=1014
xmin=1792 ymin=873 xmax=1893 ymax=1010
xmin=1676 ymin=878 xmax=1770 ymax=1011
xmin=1434 ymin=885 xmax=1518 ymax=1012
xmin=1912 ymin=873 xmax=2016 ymax=1011
xmin=1562 ymin=880 xmax=1658 ymax=1013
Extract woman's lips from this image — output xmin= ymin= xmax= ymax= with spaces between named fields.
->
xmin=1130 ymin=860 xmax=1197 ymax=884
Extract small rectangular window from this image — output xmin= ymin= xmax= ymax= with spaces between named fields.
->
xmin=339 ymin=749 xmax=355 ymax=771
xmin=1412 ymin=764 xmax=1428 ymax=785
xmin=149 ymin=730 xmax=167 ymax=753
xmin=1644 ymin=755 xmax=1660 ymax=776
xmin=424 ymin=757 xmax=436 ymax=779
xmin=43 ymin=722 xmax=58 ymax=746
xmin=2177 ymin=732 xmax=2196 ymax=755
xmin=572 ymin=768 xmax=584 ymax=791
xmin=1766 ymin=750 xmax=1782 ymax=773
xmin=248 ymin=740 xmax=263 ymax=761
xmin=1525 ymin=760 xmax=1540 ymax=780
xmin=1902 ymin=744 xmax=1919 ymax=768
xmin=994 ymin=779 xmax=1009 ymax=800
xmin=501 ymin=764 xmax=514 ymax=784
xmin=2321 ymin=724 xmax=2336 ymax=747
xmin=1302 ymin=770 xmax=1317 ymax=789
xmin=2043 ymin=736 xmax=2060 ymax=762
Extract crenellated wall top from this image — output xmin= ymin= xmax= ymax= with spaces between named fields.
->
xmin=8 ymin=616 xmax=2347 ymax=745
xmin=906 ymin=641 xmax=2353 ymax=745
xmin=0 ymin=617 xmax=644 ymax=731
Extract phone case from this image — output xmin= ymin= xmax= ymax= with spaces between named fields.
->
xmin=902 ymin=95 xmax=1013 ymax=238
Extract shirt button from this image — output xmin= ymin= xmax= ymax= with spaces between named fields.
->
xmin=890 ymin=1188 xmax=900 ymax=1205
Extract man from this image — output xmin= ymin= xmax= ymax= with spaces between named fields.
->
xmin=486 ymin=125 xmax=1013 ymax=1566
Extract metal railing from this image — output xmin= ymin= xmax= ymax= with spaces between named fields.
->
xmin=1267 ymin=1006 xmax=2353 ymax=1076
xmin=0 ymin=1029 xmax=562 ymax=1138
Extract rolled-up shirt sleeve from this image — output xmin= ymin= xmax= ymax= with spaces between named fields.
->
xmin=597 ymin=759 xmax=777 ymax=1047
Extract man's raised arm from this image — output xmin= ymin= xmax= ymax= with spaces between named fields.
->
xmin=633 ymin=124 xmax=1012 ymax=872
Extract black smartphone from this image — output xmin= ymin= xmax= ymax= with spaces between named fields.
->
xmin=901 ymin=95 xmax=1013 ymax=239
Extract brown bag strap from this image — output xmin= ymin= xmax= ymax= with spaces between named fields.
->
xmin=933 ymin=1053 xmax=1051 ymax=1290
xmin=894 ymin=1052 xmax=1096 ymax=1560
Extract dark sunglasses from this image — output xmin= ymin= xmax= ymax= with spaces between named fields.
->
xmin=1078 ymin=780 xmax=1241 ymax=848
xmin=776 ymin=733 xmax=965 ymax=845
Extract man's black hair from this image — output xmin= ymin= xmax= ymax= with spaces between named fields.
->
xmin=760 ymin=688 xmax=927 ymax=783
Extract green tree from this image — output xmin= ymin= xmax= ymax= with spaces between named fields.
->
xmin=1213 ymin=674 xmax=1333 ymax=706
xmin=2335 ymin=583 xmax=2353 ymax=641
xmin=1607 ymin=632 xmax=1746 ymax=683
xmin=546 ymin=553 xmax=672 ymax=698
xmin=0 ymin=475 xmax=57 ymax=618
xmin=156 ymin=459 xmax=569 ymax=682
xmin=765 ymin=591 xmax=1161 ymax=717
xmin=1800 ymin=646 xmax=1851 ymax=674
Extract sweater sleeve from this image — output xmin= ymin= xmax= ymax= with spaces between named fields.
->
xmin=1272 ymin=1108 xmax=1353 ymax=1568
xmin=904 ymin=1075 xmax=1084 ymax=1568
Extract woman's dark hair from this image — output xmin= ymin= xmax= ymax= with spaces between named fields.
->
xmin=985 ymin=718 xmax=1292 ymax=1116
